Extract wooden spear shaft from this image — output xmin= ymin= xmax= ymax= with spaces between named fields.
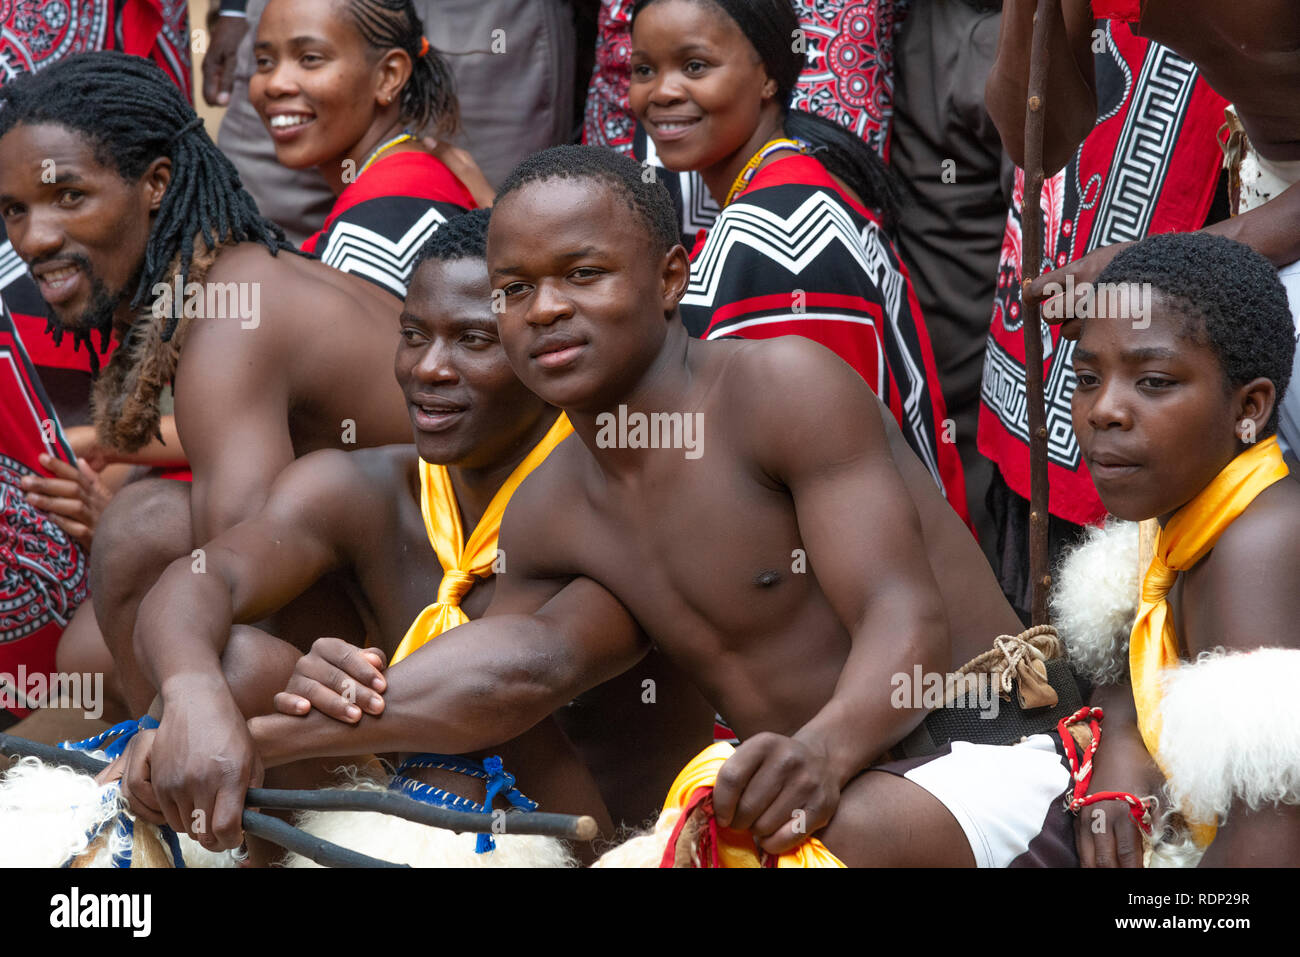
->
xmin=1021 ymin=0 xmax=1054 ymax=626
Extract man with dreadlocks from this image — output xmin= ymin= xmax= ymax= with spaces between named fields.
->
xmin=0 ymin=52 xmax=415 ymax=760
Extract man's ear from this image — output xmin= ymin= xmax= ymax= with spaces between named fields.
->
xmin=1236 ymin=376 xmax=1276 ymax=444
xmin=142 ymin=157 xmax=172 ymax=214
xmin=376 ymin=49 xmax=414 ymax=110
xmin=660 ymin=244 xmax=691 ymax=317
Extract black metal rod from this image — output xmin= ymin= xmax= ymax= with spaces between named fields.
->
xmin=0 ymin=733 xmax=404 ymax=868
xmin=1 ymin=732 xmax=599 ymax=847
xmin=246 ymin=786 xmax=600 ymax=841
xmin=241 ymin=810 xmax=405 ymax=868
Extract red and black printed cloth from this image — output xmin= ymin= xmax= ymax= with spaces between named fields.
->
xmin=0 ymin=0 xmax=191 ymax=99
xmin=0 ymin=302 xmax=88 ymax=717
xmin=977 ymin=21 xmax=1227 ymax=526
xmin=681 ymin=154 xmax=968 ymax=521
xmin=301 ymin=151 xmax=475 ymax=300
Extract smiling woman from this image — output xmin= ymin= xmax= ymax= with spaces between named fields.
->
xmin=626 ymin=0 xmax=969 ymax=521
xmin=250 ymin=0 xmax=475 ymax=298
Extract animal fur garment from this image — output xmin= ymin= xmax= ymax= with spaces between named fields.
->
xmin=1158 ymin=647 xmax=1300 ymax=827
xmin=0 ymin=756 xmax=236 ymax=868
xmin=279 ymin=771 xmax=576 ymax=868
xmin=590 ymin=812 xmax=681 ymax=868
xmin=1050 ymin=520 xmax=1139 ymax=685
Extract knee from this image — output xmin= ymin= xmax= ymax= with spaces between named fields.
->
xmin=222 ymin=626 xmax=302 ymax=718
xmin=89 ymin=479 xmax=191 ymax=604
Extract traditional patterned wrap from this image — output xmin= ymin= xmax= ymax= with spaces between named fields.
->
xmin=977 ymin=22 xmax=1227 ymax=525
xmin=594 ymin=0 xmax=909 ymax=253
xmin=389 ymin=413 xmax=574 ymax=666
xmin=1130 ymin=436 xmax=1289 ymax=848
xmin=679 ymin=154 xmax=968 ymax=519
xmin=0 ymin=1 xmax=191 ymax=98
xmin=301 ymin=151 xmax=476 ymax=300
xmin=0 ymin=302 xmax=87 ymax=716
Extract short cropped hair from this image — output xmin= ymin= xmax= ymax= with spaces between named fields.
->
xmin=494 ymin=145 xmax=680 ymax=258
xmin=1096 ymin=231 xmax=1295 ymax=435
xmin=410 ymin=208 xmax=491 ymax=278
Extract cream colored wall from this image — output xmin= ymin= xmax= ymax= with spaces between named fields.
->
xmin=190 ymin=0 xmax=228 ymax=138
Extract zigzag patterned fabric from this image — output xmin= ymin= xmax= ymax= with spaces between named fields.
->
xmin=976 ymin=22 xmax=1227 ymax=525
xmin=301 ymin=151 xmax=477 ymax=298
xmin=679 ymin=153 xmax=967 ymax=519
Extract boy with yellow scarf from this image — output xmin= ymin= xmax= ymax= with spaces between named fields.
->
xmin=104 ymin=209 xmax=712 ymax=860
xmin=1069 ymin=231 xmax=1300 ymax=867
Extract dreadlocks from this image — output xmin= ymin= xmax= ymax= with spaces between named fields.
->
xmin=0 ymin=51 xmax=290 ymax=351
xmin=0 ymin=51 xmax=293 ymax=451
xmin=344 ymin=0 xmax=459 ymax=138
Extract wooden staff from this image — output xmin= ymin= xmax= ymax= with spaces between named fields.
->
xmin=1021 ymin=0 xmax=1055 ymax=625
xmin=0 ymin=733 xmax=598 ymax=864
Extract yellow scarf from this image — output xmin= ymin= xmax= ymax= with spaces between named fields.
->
xmin=658 ymin=743 xmax=845 ymax=868
xmin=390 ymin=414 xmax=574 ymax=666
xmin=1129 ymin=435 xmax=1288 ymax=846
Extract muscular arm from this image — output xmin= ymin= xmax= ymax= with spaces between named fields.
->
xmin=251 ymin=480 xmax=651 ymax=767
xmin=174 ymin=258 xmax=299 ymax=544
xmin=132 ymin=449 xmax=380 ymax=703
xmin=985 ymin=0 xmax=1099 ymax=173
xmin=1205 ymin=180 xmax=1300 ymax=268
xmin=746 ymin=340 xmax=950 ymax=786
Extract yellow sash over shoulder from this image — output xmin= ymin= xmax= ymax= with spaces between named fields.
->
xmin=390 ymin=414 xmax=574 ymax=666
xmin=1130 ymin=435 xmax=1288 ymax=846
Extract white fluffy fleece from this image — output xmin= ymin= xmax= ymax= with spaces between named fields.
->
xmin=1157 ymin=647 xmax=1300 ymax=827
xmin=280 ymin=775 xmax=576 ymax=868
xmin=590 ymin=810 xmax=679 ymax=868
xmin=0 ymin=756 xmax=237 ymax=868
xmin=1050 ymin=520 xmax=1140 ymax=685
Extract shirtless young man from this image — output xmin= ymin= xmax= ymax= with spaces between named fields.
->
xmin=0 ymin=53 xmax=415 ymax=715
xmin=1069 ymin=232 xmax=1300 ymax=867
xmin=247 ymin=146 xmax=1077 ymax=868
xmin=108 ymin=210 xmax=709 ymax=853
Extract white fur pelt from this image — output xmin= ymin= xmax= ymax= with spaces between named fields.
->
xmin=280 ymin=771 xmax=576 ymax=868
xmin=1158 ymin=647 xmax=1300 ymax=829
xmin=0 ymin=756 xmax=237 ymax=868
xmin=590 ymin=811 xmax=679 ymax=868
xmin=1050 ymin=520 xmax=1140 ymax=685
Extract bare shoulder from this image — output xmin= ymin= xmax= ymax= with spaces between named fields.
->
xmin=273 ymin=445 xmax=411 ymax=514
xmin=1194 ymin=476 xmax=1300 ymax=652
xmin=712 ymin=336 xmax=888 ymax=472
xmin=497 ymin=434 xmax=587 ymax=570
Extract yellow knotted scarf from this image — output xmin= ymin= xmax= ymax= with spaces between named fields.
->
xmin=1129 ymin=435 xmax=1289 ymax=846
xmin=390 ymin=414 xmax=574 ymax=665
xmin=658 ymin=743 xmax=846 ymax=867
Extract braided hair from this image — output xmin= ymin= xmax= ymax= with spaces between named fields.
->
xmin=0 ymin=51 xmax=290 ymax=357
xmin=631 ymin=0 xmax=903 ymax=227
xmin=343 ymin=0 xmax=459 ymax=138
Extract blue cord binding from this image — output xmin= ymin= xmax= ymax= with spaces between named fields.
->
xmin=389 ymin=753 xmax=538 ymax=853
xmin=58 ymin=716 xmax=185 ymax=867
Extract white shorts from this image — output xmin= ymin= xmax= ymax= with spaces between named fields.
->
xmin=878 ymin=733 xmax=1077 ymax=867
